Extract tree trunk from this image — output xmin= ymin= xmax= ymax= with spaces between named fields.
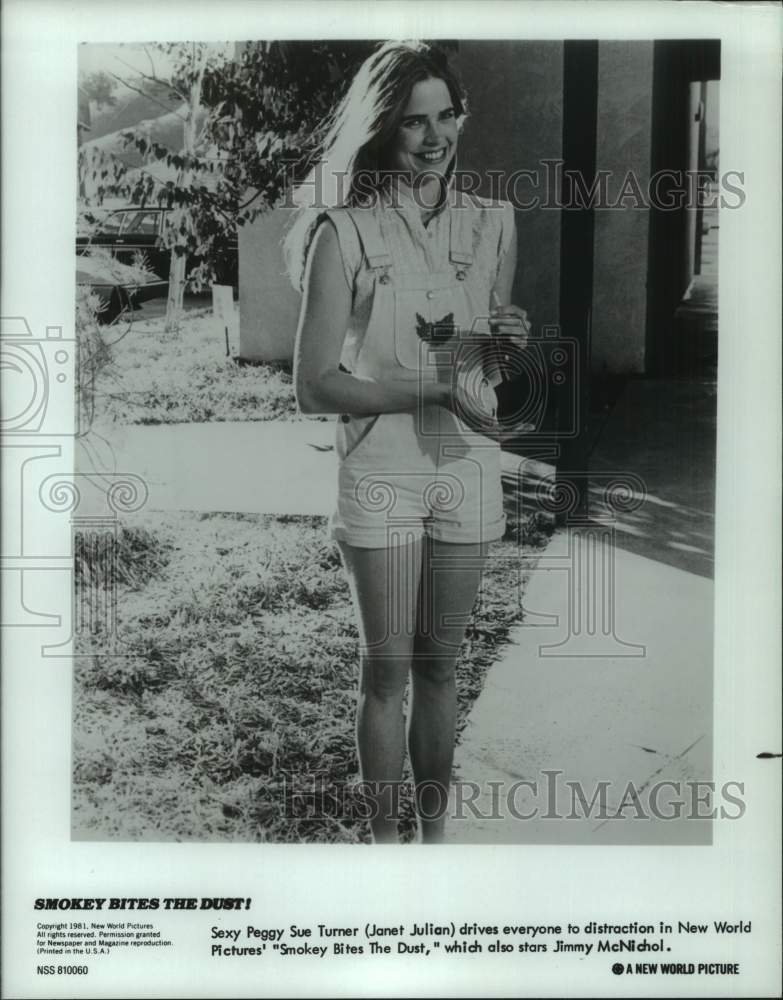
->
xmin=164 ymin=43 xmax=207 ymax=332
xmin=165 ymin=252 xmax=187 ymax=331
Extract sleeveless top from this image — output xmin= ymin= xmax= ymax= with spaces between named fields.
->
xmin=319 ymin=185 xmax=515 ymax=374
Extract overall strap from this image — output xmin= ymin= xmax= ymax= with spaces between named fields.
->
xmin=343 ymin=206 xmax=392 ymax=271
xmin=449 ymin=193 xmax=475 ymax=268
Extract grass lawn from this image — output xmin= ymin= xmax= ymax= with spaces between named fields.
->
xmin=73 ymin=510 xmax=554 ymax=844
xmin=92 ymin=309 xmax=299 ymax=425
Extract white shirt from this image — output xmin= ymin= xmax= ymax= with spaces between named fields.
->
xmin=320 ymin=185 xmax=515 ymax=373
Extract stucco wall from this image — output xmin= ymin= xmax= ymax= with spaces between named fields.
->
xmin=456 ymin=41 xmax=564 ymax=329
xmin=238 ymin=207 xmax=301 ymax=362
xmin=591 ymin=42 xmax=654 ymax=374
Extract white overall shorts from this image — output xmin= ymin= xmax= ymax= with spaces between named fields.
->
xmin=325 ymin=201 xmax=506 ymax=549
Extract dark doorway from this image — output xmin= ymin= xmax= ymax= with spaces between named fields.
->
xmin=555 ymin=40 xmax=599 ymax=514
xmin=646 ymin=40 xmax=721 ymax=377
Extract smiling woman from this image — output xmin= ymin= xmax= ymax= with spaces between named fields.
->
xmin=282 ymin=41 xmax=530 ymax=845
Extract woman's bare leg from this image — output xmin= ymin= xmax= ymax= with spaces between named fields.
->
xmin=408 ymin=537 xmax=488 ymax=843
xmin=338 ymin=538 xmax=423 ymax=843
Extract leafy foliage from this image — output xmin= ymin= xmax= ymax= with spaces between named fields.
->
xmin=79 ymin=70 xmax=118 ymax=110
xmin=199 ymin=41 xmax=376 ymax=220
xmin=77 ymin=42 xmax=373 ymax=316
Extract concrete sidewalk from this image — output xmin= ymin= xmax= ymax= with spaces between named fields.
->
xmin=446 ymin=378 xmax=716 ymax=844
xmin=445 ymin=529 xmax=714 ymax=844
xmin=79 ymin=418 xmax=339 ymax=516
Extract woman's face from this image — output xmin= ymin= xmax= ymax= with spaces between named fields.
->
xmin=387 ymin=76 xmax=459 ymax=186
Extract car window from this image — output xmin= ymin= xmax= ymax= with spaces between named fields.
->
xmin=121 ymin=211 xmax=161 ymax=236
xmin=101 ymin=211 xmax=126 ymax=235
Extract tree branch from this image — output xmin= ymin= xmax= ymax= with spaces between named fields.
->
xmin=143 ymin=45 xmax=158 ymax=86
xmin=237 ymin=187 xmax=266 ymax=212
xmin=112 ymin=51 xmax=189 ymax=104
xmin=106 ymin=71 xmax=187 ymax=122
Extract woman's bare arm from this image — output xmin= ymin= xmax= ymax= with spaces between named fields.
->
xmin=293 ymin=220 xmax=449 ymax=416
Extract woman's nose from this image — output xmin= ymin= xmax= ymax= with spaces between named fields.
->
xmin=423 ymin=119 xmax=442 ymax=145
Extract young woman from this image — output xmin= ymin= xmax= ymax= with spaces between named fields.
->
xmin=287 ymin=40 xmax=529 ymax=844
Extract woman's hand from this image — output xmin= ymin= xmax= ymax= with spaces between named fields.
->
xmin=437 ymin=374 xmax=503 ymax=439
xmin=490 ymin=303 xmax=531 ymax=349
xmin=428 ymin=329 xmax=500 ymax=432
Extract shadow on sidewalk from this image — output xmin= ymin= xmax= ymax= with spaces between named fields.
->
xmin=499 ymin=377 xmax=717 ymax=580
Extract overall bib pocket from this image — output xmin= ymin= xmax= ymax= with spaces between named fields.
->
xmin=393 ymin=281 xmax=462 ymax=373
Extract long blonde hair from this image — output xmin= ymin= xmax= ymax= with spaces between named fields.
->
xmin=283 ymin=40 xmax=467 ymax=289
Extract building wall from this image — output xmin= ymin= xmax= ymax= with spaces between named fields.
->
xmin=462 ymin=40 xmax=656 ymax=377
xmin=456 ymin=41 xmax=564 ymax=330
xmin=591 ymin=41 xmax=654 ymax=375
xmin=239 ymin=207 xmax=300 ymax=361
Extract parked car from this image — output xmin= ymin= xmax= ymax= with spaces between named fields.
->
xmin=76 ymin=206 xmax=238 ymax=288
xmin=76 ymin=252 xmax=168 ymax=324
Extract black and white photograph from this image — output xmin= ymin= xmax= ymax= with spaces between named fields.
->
xmin=1 ymin=1 xmax=781 ymax=997
xmin=71 ymin=34 xmax=724 ymax=846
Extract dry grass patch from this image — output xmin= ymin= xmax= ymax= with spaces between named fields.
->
xmin=92 ymin=311 xmax=298 ymax=425
xmin=73 ymin=511 xmax=553 ymax=843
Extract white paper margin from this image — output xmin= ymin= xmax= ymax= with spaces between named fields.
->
xmin=1 ymin=1 xmax=781 ymax=997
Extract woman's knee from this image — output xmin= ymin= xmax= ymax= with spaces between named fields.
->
xmin=360 ymin=656 xmax=409 ymax=704
xmin=411 ymin=653 xmax=457 ymax=688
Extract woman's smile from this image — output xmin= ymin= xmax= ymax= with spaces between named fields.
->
xmin=415 ymin=147 xmax=449 ymax=164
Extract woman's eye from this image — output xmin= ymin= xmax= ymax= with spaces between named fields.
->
xmin=401 ymin=109 xmax=455 ymax=129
